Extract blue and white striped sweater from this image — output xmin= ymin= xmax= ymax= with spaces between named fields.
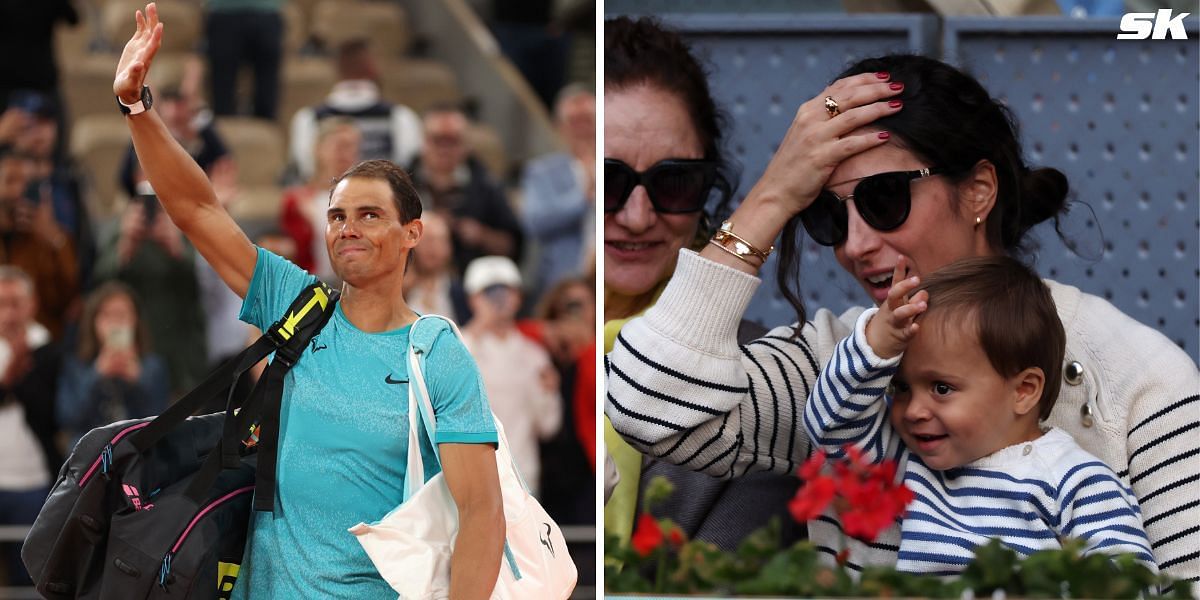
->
xmin=804 ymin=308 xmax=1158 ymax=576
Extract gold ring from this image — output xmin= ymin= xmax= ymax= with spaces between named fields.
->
xmin=824 ymin=96 xmax=840 ymax=117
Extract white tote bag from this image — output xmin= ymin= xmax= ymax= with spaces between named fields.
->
xmin=349 ymin=315 xmax=577 ymax=600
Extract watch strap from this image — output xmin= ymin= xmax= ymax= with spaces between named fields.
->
xmin=117 ymin=86 xmax=150 ymax=116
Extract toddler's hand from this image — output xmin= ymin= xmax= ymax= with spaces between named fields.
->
xmin=865 ymin=256 xmax=928 ymax=359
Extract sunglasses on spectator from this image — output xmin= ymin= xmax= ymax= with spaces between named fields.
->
xmin=604 ymin=158 xmax=717 ymax=214
xmin=799 ymin=167 xmax=946 ymax=246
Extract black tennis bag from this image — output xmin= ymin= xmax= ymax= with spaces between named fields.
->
xmin=22 ymin=282 xmax=338 ymax=599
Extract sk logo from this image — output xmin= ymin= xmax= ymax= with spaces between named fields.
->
xmin=539 ymin=522 xmax=555 ymax=557
xmin=310 ymin=337 xmax=327 ymax=354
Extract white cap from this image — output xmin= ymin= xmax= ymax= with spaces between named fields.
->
xmin=463 ymin=256 xmax=522 ymax=295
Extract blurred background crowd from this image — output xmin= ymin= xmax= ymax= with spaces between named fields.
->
xmin=0 ymin=0 xmax=596 ymax=592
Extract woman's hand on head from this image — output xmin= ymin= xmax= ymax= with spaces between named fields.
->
xmin=747 ymin=72 xmax=904 ymax=218
xmin=865 ymin=256 xmax=928 ymax=359
xmin=113 ymin=3 xmax=163 ymax=103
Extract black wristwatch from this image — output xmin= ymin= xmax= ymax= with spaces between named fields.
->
xmin=116 ymin=85 xmax=153 ymax=116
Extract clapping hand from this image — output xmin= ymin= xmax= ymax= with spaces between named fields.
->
xmin=865 ymin=256 xmax=928 ymax=359
xmin=113 ymin=3 xmax=163 ymax=104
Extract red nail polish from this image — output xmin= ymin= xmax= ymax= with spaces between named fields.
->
xmin=889 ymin=82 xmax=903 ymax=91
xmin=888 ymin=100 xmax=902 ymax=108
xmin=875 ymin=71 xmax=890 ymax=79
xmin=878 ymin=131 xmax=891 ymax=140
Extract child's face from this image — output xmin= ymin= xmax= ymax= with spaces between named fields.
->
xmin=887 ymin=316 xmax=1042 ymax=471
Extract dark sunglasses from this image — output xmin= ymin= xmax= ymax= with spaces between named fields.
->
xmin=604 ymin=158 xmax=717 ymax=214
xmin=799 ymin=167 xmax=946 ymax=246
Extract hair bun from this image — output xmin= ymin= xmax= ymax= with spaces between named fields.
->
xmin=1018 ymin=167 xmax=1069 ymax=228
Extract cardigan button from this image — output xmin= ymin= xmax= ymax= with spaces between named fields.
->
xmin=1022 ymin=445 xmax=1032 ymax=456
xmin=1080 ymin=403 xmax=1095 ymax=428
xmin=1064 ymin=361 xmax=1084 ymax=386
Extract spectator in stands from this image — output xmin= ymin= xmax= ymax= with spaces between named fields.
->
xmin=0 ymin=266 xmax=62 ymax=586
xmin=94 ymin=194 xmax=207 ymax=397
xmin=289 ymin=38 xmax=422 ymax=182
xmin=409 ymin=105 xmax=523 ymax=276
xmin=404 ymin=211 xmax=469 ymax=322
xmin=280 ymin=116 xmax=361 ymax=282
xmin=205 ymin=0 xmax=283 ymax=119
xmin=57 ymin=281 xmax=168 ymax=448
xmin=525 ymin=274 xmax=596 ymax=524
xmin=9 ymin=99 xmax=95 ymax=289
xmin=0 ymin=147 xmax=77 ymax=339
xmin=521 ymin=83 xmax=594 ymax=297
xmin=461 ymin=256 xmax=561 ymax=496
xmin=119 ymin=85 xmax=234 ymax=200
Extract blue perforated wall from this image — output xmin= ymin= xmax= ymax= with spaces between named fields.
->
xmin=630 ymin=14 xmax=1199 ymax=354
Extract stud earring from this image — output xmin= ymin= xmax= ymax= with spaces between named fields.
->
xmin=975 ymin=216 xmax=982 ymax=228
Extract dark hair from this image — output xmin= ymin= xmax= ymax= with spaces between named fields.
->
xmin=335 ymin=38 xmax=373 ymax=79
xmin=914 ymin=256 xmax=1065 ymax=420
xmin=330 ymin=159 xmax=423 ymax=223
xmin=604 ymin=16 xmax=737 ymax=234
xmin=776 ymin=54 xmax=1070 ymax=329
xmin=77 ymin=281 xmax=153 ymax=362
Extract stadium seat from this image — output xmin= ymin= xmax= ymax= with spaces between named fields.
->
xmin=70 ymin=115 xmax=132 ymax=220
xmin=278 ymin=56 xmax=338 ymax=136
xmin=228 ymin=185 xmax=285 ymax=222
xmin=378 ymin=58 xmax=461 ymax=114
xmin=311 ymin=0 xmax=410 ymax=58
xmin=101 ymin=0 xmax=201 ymax=54
xmin=213 ymin=117 xmax=286 ymax=188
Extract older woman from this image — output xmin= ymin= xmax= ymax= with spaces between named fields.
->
xmin=605 ymin=53 xmax=1199 ymax=585
xmin=603 ymin=16 xmax=803 ymax=553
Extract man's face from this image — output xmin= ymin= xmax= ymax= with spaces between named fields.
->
xmin=325 ymin=177 xmax=420 ymax=285
xmin=0 ymin=280 xmax=34 ymax=339
xmin=422 ymin=112 xmax=469 ymax=174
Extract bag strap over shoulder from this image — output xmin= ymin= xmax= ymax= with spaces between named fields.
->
xmin=403 ymin=315 xmax=459 ymax=500
xmin=401 ymin=315 xmax=532 ymax=500
xmin=129 ymin=281 xmax=339 ymax=509
xmin=248 ymin=281 xmax=339 ymax=511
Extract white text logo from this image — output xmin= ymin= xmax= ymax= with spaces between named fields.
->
xmin=1117 ymin=9 xmax=1191 ymax=40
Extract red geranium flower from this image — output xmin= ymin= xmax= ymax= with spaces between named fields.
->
xmin=799 ymin=450 xmax=827 ymax=480
xmin=788 ymin=446 xmax=915 ymax=544
xmin=667 ymin=526 xmax=686 ymax=547
xmin=789 ymin=475 xmax=836 ymax=522
xmin=631 ymin=513 xmax=664 ymax=557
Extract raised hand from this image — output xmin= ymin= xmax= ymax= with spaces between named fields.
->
xmin=113 ymin=3 xmax=164 ymax=103
xmin=750 ymin=72 xmax=904 ymax=217
xmin=865 ymin=256 xmax=928 ymax=359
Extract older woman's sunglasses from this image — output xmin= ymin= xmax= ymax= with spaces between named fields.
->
xmin=799 ymin=168 xmax=946 ymax=246
xmin=604 ymin=158 xmax=717 ymax=214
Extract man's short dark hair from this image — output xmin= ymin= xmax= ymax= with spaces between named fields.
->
xmin=330 ymin=159 xmax=422 ymax=223
xmin=913 ymin=255 xmax=1066 ymax=420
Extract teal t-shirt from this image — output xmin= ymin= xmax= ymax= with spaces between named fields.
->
xmin=231 ymin=248 xmax=497 ymax=599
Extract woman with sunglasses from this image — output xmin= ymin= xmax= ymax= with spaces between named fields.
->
xmin=603 ymin=16 xmax=805 ymax=556
xmin=605 ymin=53 xmax=1199 ymax=583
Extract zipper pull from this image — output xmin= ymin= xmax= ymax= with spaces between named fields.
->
xmin=158 ymin=552 xmax=173 ymax=589
xmin=100 ymin=445 xmax=113 ymax=478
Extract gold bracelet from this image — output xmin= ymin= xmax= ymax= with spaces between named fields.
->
xmin=707 ymin=238 xmax=759 ymax=267
xmin=711 ymin=220 xmax=774 ymax=263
